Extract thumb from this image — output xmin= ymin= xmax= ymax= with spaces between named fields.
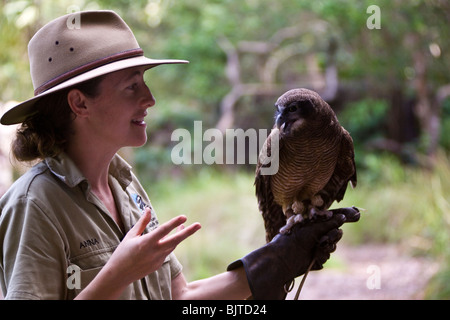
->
xmin=127 ymin=208 xmax=152 ymax=238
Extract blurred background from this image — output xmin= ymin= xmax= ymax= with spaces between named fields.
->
xmin=0 ymin=0 xmax=449 ymax=299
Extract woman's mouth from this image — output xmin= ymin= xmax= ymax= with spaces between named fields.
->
xmin=131 ymin=111 xmax=148 ymax=126
xmin=131 ymin=117 xmax=146 ymax=126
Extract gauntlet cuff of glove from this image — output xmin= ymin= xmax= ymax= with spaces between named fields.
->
xmin=227 ymin=240 xmax=294 ymax=300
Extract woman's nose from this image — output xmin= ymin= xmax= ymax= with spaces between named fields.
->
xmin=142 ymin=85 xmax=156 ymax=108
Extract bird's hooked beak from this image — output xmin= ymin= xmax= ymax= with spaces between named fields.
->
xmin=275 ymin=111 xmax=296 ymax=135
xmin=275 ymin=113 xmax=285 ymax=130
xmin=275 ymin=104 xmax=288 ymax=131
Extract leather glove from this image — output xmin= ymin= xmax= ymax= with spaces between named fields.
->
xmin=227 ymin=207 xmax=360 ymax=300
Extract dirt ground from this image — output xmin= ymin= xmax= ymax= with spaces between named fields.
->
xmin=287 ymin=243 xmax=440 ymax=300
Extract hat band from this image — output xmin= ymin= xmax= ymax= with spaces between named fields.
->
xmin=34 ymin=48 xmax=144 ymax=96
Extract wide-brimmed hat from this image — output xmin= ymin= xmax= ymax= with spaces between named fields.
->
xmin=0 ymin=10 xmax=188 ymax=125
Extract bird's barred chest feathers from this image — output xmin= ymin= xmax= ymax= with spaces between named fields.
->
xmin=271 ymin=134 xmax=340 ymax=206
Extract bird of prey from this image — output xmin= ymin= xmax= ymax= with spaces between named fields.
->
xmin=255 ymin=88 xmax=357 ymax=243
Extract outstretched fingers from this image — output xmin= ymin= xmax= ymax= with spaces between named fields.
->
xmin=125 ymin=208 xmax=201 ymax=252
xmin=160 ymin=220 xmax=202 ymax=249
xmin=141 ymin=212 xmax=202 ymax=251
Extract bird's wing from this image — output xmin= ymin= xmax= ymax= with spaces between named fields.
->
xmin=255 ymin=129 xmax=286 ymax=242
xmin=320 ymin=128 xmax=357 ymax=209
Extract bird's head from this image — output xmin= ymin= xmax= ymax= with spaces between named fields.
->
xmin=274 ymin=88 xmax=335 ymax=136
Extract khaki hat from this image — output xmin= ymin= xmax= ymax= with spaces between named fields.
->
xmin=0 ymin=10 xmax=188 ymax=125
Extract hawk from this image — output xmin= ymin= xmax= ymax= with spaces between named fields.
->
xmin=255 ymin=88 xmax=357 ymax=243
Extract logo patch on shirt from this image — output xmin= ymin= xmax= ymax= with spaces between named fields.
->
xmin=131 ymin=193 xmax=159 ymax=230
xmin=131 ymin=193 xmax=152 ymax=212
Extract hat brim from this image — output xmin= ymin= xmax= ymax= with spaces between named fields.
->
xmin=0 ymin=56 xmax=188 ymax=125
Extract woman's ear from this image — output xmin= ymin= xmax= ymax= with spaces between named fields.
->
xmin=67 ymin=89 xmax=90 ymax=118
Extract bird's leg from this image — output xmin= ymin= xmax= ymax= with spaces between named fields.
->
xmin=280 ymin=215 xmax=304 ymax=235
xmin=280 ymin=206 xmax=295 ymax=235
xmin=291 ymin=200 xmax=305 ymax=215
xmin=308 ymin=195 xmax=332 ymax=220
xmin=280 ymin=201 xmax=305 ymax=235
xmin=311 ymin=194 xmax=324 ymax=208
xmin=283 ymin=204 xmax=295 ymax=219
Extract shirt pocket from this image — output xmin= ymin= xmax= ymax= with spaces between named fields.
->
xmin=67 ymin=245 xmax=117 ymax=299
xmin=66 ymin=264 xmax=102 ymax=299
xmin=69 ymin=245 xmax=116 ymax=269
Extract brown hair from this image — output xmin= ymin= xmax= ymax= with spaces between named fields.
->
xmin=12 ymin=76 xmax=104 ymax=162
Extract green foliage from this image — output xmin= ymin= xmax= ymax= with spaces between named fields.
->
xmin=0 ymin=2 xmax=31 ymax=102
xmin=439 ymin=99 xmax=450 ymax=151
xmin=425 ymin=257 xmax=450 ymax=300
xmin=339 ymin=99 xmax=389 ymax=143
xmin=336 ymin=151 xmax=450 ymax=256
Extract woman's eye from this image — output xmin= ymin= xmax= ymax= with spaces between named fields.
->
xmin=127 ymin=83 xmax=138 ymax=90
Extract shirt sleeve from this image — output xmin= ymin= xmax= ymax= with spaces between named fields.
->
xmin=0 ymin=197 xmax=68 ymax=300
xmin=168 ymin=252 xmax=183 ymax=280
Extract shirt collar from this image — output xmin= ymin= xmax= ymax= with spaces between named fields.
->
xmin=108 ymin=153 xmax=133 ymax=190
xmin=44 ymin=152 xmax=133 ymax=190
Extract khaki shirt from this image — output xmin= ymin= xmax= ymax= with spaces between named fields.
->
xmin=0 ymin=153 xmax=182 ymax=299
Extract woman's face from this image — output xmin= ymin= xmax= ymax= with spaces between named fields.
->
xmin=83 ymin=66 xmax=155 ymax=150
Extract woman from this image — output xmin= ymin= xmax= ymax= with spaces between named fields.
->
xmin=0 ymin=10 xmax=356 ymax=300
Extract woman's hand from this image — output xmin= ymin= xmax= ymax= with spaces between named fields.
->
xmin=75 ymin=208 xmax=201 ymax=299
xmin=112 ymin=208 xmax=201 ymax=284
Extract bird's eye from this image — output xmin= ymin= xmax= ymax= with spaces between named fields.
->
xmin=288 ymin=105 xmax=298 ymax=112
